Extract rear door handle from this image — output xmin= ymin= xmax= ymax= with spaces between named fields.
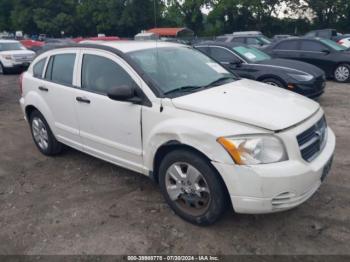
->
xmin=76 ymin=96 xmax=91 ymax=104
xmin=38 ymin=86 xmax=48 ymax=92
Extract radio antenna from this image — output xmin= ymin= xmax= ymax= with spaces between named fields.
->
xmin=154 ymin=0 xmax=157 ymax=28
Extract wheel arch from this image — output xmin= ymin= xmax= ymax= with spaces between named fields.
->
xmin=151 ymin=141 xmax=232 ymax=208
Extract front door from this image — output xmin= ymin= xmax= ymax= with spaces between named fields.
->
xmin=75 ymin=50 xmax=143 ymax=173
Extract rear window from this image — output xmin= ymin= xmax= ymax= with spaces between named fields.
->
xmin=275 ymin=40 xmax=299 ymax=50
xmin=44 ymin=54 xmax=76 ymax=86
xmin=33 ymin=58 xmax=46 ymax=78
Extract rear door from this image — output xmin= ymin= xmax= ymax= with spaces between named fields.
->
xmin=39 ymin=50 xmax=82 ymax=149
xmin=74 ymin=49 xmax=144 ymax=173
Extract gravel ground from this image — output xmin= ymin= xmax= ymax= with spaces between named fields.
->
xmin=0 ymin=74 xmax=349 ymax=255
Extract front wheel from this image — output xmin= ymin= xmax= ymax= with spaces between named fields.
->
xmin=262 ymin=78 xmax=285 ymax=88
xmin=29 ymin=110 xmax=63 ymax=156
xmin=159 ymin=149 xmax=228 ymax=225
xmin=334 ymin=64 xmax=350 ymax=82
xmin=0 ymin=63 xmax=6 ymax=75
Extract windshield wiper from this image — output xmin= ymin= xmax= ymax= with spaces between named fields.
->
xmin=204 ymin=77 xmax=235 ymax=88
xmin=164 ymin=85 xmax=203 ymax=95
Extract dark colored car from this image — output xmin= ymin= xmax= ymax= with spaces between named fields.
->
xmin=304 ymin=29 xmax=344 ymax=42
xmin=216 ymin=31 xmax=272 ymax=49
xmin=272 ymin=35 xmax=292 ymax=42
xmin=194 ymin=41 xmax=326 ymax=98
xmin=264 ymin=37 xmax=350 ymax=82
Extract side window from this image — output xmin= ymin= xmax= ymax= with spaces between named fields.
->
xmin=318 ymin=31 xmax=329 ymax=38
xmin=33 ymin=58 xmax=47 ymax=78
xmin=231 ymin=37 xmax=245 ymax=43
xmin=44 ymin=54 xmax=76 ymax=86
xmin=246 ymin=37 xmax=260 ymax=45
xmin=210 ymin=47 xmax=237 ymax=62
xmin=81 ymin=54 xmax=136 ymax=94
xmin=216 ymin=36 xmax=228 ymax=42
xmin=300 ymin=40 xmax=326 ymax=52
xmin=275 ymin=40 xmax=299 ymax=50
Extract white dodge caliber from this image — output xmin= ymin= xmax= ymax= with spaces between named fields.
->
xmin=19 ymin=41 xmax=335 ymax=225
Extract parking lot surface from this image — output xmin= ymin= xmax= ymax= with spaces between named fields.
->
xmin=0 ymin=74 xmax=349 ymax=255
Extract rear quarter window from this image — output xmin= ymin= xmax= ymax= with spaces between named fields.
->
xmin=33 ymin=58 xmax=47 ymax=78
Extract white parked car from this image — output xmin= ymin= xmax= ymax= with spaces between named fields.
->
xmin=338 ymin=37 xmax=350 ymax=48
xmin=0 ymin=40 xmax=35 ymax=74
xmin=19 ymin=41 xmax=336 ymax=225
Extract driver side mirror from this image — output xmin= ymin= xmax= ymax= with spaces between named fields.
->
xmin=228 ymin=59 xmax=243 ymax=67
xmin=107 ymin=85 xmax=142 ymax=104
xmin=321 ymin=49 xmax=330 ymax=54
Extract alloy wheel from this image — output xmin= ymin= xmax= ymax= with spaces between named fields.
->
xmin=335 ymin=65 xmax=350 ymax=82
xmin=264 ymin=81 xmax=281 ymax=87
xmin=165 ymin=162 xmax=211 ymax=216
xmin=31 ymin=117 xmax=49 ymax=151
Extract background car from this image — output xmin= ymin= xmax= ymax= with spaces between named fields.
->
xmin=304 ymin=29 xmax=344 ymax=41
xmin=265 ymin=37 xmax=350 ymax=82
xmin=194 ymin=41 xmax=326 ymax=98
xmin=20 ymin=39 xmax=44 ymax=52
xmin=216 ymin=31 xmax=272 ymax=49
xmin=337 ymin=36 xmax=350 ymax=48
xmin=0 ymin=39 xmax=35 ymax=74
xmin=272 ymin=34 xmax=292 ymax=42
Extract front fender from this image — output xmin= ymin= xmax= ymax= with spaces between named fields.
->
xmin=142 ymin=106 xmax=267 ymax=171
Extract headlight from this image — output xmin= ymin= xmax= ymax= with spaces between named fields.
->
xmin=1 ymin=55 xmax=12 ymax=60
xmin=287 ymin=73 xmax=313 ymax=82
xmin=217 ymin=135 xmax=288 ymax=165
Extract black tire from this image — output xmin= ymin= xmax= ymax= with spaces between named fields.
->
xmin=334 ymin=64 xmax=350 ymax=83
xmin=29 ymin=110 xmax=63 ymax=156
xmin=159 ymin=149 xmax=228 ymax=226
xmin=0 ymin=62 xmax=7 ymax=75
xmin=262 ymin=78 xmax=285 ymax=88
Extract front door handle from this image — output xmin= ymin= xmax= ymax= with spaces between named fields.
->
xmin=76 ymin=96 xmax=91 ymax=104
xmin=38 ymin=86 xmax=48 ymax=92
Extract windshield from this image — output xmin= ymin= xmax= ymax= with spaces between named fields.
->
xmin=0 ymin=42 xmax=26 ymax=51
xmin=129 ymin=47 xmax=237 ymax=96
xmin=320 ymin=39 xmax=347 ymax=51
xmin=233 ymin=46 xmax=271 ymax=62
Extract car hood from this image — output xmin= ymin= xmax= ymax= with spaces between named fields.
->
xmin=0 ymin=50 xmax=35 ymax=56
xmin=171 ymin=79 xmax=320 ymax=131
xmin=256 ymin=58 xmax=324 ymax=76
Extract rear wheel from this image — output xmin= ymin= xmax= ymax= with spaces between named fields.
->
xmin=334 ymin=64 xmax=350 ymax=82
xmin=29 ymin=110 xmax=63 ymax=156
xmin=159 ymin=149 xmax=228 ymax=225
xmin=262 ymin=78 xmax=285 ymax=88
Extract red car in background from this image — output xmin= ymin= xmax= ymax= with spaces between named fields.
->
xmin=20 ymin=39 xmax=44 ymax=52
xmin=73 ymin=36 xmax=121 ymax=43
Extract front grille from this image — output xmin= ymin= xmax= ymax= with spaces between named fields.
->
xmin=13 ymin=54 xmax=33 ymax=62
xmin=297 ymin=116 xmax=327 ymax=162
